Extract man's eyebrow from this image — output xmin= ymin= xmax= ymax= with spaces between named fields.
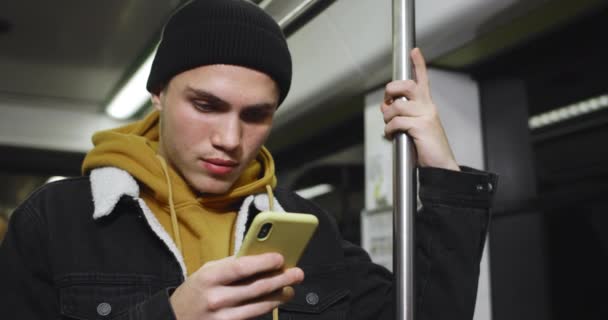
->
xmin=245 ymin=102 xmax=275 ymax=111
xmin=185 ymin=86 xmax=276 ymax=110
xmin=184 ymin=87 xmax=229 ymax=106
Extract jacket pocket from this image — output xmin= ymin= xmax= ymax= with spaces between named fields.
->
xmin=57 ymin=273 xmax=154 ymax=319
xmin=278 ymin=265 xmax=351 ymax=320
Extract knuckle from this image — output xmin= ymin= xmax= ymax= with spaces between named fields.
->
xmin=383 ymin=112 xmax=391 ymax=123
xmin=205 ymin=293 xmax=224 ymax=311
xmin=380 ymin=105 xmax=388 ymax=119
xmin=386 ymin=120 xmax=403 ymax=135
xmin=384 ymin=125 xmax=391 ymax=139
xmin=385 ymin=82 xmax=394 ymax=93
xmin=270 ymin=253 xmax=284 ymax=268
xmin=386 ymin=117 xmax=394 ymax=126
xmin=232 ymin=259 xmax=248 ymax=278
xmin=385 ymin=122 xmax=394 ymax=134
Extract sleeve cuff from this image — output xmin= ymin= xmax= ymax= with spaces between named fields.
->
xmin=418 ymin=166 xmax=498 ymax=208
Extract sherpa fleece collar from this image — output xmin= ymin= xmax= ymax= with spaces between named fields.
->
xmin=89 ymin=167 xmax=285 ymax=278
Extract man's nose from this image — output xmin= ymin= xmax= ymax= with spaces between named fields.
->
xmin=211 ymin=116 xmax=241 ymax=152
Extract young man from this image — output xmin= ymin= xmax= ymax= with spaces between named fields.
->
xmin=0 ymin=0 xmax=497 ymax=319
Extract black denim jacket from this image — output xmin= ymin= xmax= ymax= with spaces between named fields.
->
xmin=0 ymin=167 xmax=497 ymax=320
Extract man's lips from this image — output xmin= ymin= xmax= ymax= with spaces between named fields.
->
xmin=201 ymin=158 xmax=238 ymax=175
xmin=205 ymin=158 xmax=238 ymax=166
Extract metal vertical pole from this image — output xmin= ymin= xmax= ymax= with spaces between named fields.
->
xmin=392 ymin=0 xmax=416 ymax=319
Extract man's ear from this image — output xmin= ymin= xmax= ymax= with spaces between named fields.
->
xmin=151 ymin=92 xmax=163 ymax=111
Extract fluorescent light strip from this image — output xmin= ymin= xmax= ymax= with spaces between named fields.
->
xmin=529 ymin=94 xmax=608 ymax=130
xmin=105 ymin=51 xmax=156 ymax=120
xmin=47 ymin=176 xmax=67 ymax=183
xmin=295 ymin=184 xmax=334 ymax=199
xmin=278 ymin=0 xmax=319 ymax=28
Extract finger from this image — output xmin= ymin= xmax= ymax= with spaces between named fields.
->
xmin=207 ymin=267 xmax=304 ymax=310
xmin=199 ymin=253 xmax=284 ymax=285
xmin=383 ymin=80 xmax=418 ymax=103
xmin=384 ymin=116 xmax=415 ymax=140
xmin=411 ymin=48 xmax=430 ymax=94
xmin=382 ymin=99 xmax=427 ymax=124
xmin=247 ymin=285 xmax=296 ymax=304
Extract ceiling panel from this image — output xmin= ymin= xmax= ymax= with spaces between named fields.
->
xmin=0 ymin=0 xmax=181 ymax=109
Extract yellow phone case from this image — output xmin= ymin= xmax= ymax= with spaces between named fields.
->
xmin=237 ymin=211 xmax=319 ymax=268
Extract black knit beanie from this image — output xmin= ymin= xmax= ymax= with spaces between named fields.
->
xmin=146 ymin=0 xmax=292 ymax=105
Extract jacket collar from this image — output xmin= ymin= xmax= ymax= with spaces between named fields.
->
xmin=89 ymin=167 xmax=285 ymax=217
xmin=90 ymin=167 xmax=140 ymax=219
xmin=89 ymin=166 xmax=285 ymax=250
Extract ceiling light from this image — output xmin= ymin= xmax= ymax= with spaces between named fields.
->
xmin=255 ymin=0 xmax=272 ymax=8
xmin=47 ymin=176 xmax=67 ymax=183
xmin=587 ymin=99 xmax=599 ymax=111
xmin=556 ymin=108 xmax=569 ymax=119
xmin=277 ymin=0 xmax=319 ymax=28
xmin=578 ymin=101 xmax=591 ymax=113
xmin=295 ymin=184 xmax=334 ymax=199
xmin=105 ymin=51 xmax=156 ymax=120
xmin=548 ymin=110 xmax=559 ymax=122
xmin=529 ymin=117 xmax=541 ymax=128
xmin=529 ymin=94 xmax=608 ymax=130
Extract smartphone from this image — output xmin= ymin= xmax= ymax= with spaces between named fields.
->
xmin=237 ymin=211 xmax=319 ymax=268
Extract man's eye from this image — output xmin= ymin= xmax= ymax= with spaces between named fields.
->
xmin=193 ymin=102 xmax=215 ymax=112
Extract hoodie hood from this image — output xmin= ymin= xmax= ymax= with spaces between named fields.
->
xmin=82 ymin=110 xmax=277 ymax=208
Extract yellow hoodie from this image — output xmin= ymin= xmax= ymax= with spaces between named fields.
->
xmin=82 ymin=111 xmax=277 ymax=275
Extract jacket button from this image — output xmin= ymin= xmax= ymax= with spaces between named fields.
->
xmin=475 ymin=184 xmax=484 ymax=192
xmin=306 ymin=292 xmax=319 ymax=306
xmin=97 ymin=302 xmax=112 ymax=316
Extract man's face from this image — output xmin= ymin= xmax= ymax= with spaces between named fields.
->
xmin=152 ymin=64 xmax=279 ymax=195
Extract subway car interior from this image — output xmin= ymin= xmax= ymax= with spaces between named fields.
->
xmin=1 ymin=0 xmax=607 ymax=319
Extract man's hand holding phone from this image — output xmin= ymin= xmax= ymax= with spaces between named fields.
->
xmin=170 ymin=253 xmax=304 ymax=320
xmin=170 ymin=211 xmax=317 ymax=320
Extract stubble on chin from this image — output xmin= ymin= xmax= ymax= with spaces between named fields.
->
xmin=186 ymin=171 xmax=237 ymax=196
